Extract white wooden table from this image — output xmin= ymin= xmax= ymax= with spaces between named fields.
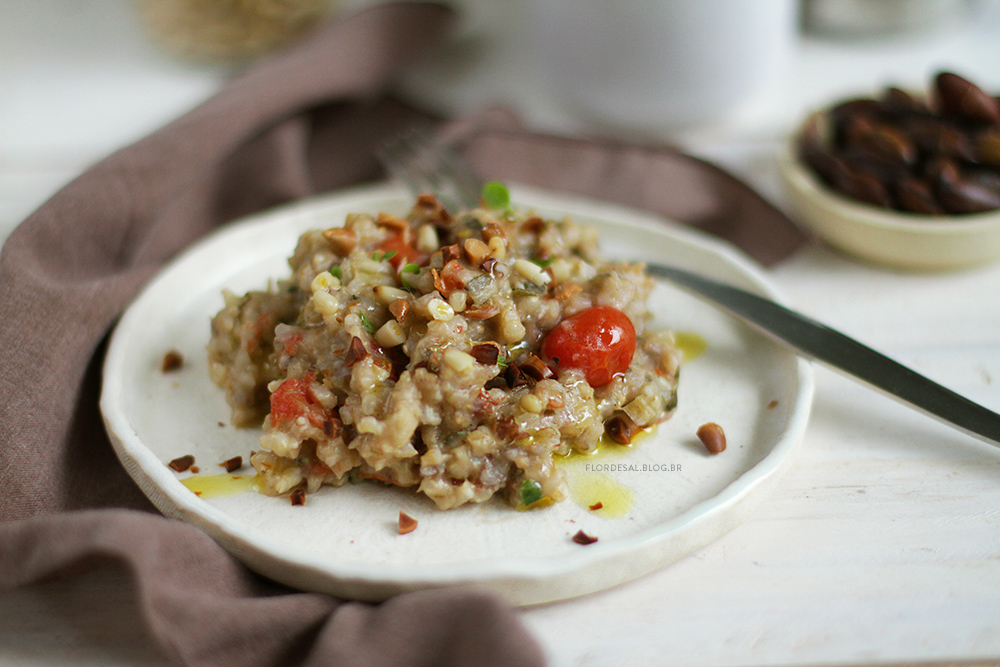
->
xmin=3 ymin=2 xmax=1000 ymax=665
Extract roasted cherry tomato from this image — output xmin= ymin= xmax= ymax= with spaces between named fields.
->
xmin=270 ymin=372 xmax=323 ymax=427
xmin=540 ymin=306 xmax=636 ymax=387
xmin=377 ymin=234 xmax=428 ymax=271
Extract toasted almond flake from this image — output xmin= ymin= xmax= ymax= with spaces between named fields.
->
xmin=398 ymin=511 xmax=418 ymax=534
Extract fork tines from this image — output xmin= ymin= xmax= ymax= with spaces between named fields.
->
xmin=379 ymin=127 xmax=482 ymax=211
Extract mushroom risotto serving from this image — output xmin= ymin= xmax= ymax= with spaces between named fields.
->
xmin=207 ymin=187 xmax=681 ymax=510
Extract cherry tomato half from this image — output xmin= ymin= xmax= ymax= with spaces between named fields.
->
xmin=540 ymin=306 xmax=636 ymax=387
xmin=377 ymin=234 xmax=428 ymax=271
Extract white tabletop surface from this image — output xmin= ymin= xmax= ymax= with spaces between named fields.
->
xmin=3 ymin=1 xmax=1000 ymax=666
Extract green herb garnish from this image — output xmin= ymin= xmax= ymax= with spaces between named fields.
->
xmin=329 ymin=265 xmax=343 ymax=280
xmin=359 ymin=312 xmax=376 ymax=334
xmin=481 ymin=181 xmax=510 ymax=210
xmin=520 ymin=478 xmax=544 ymax=506
xmin=399 ymin=262 xmax=420 ymax=288
xmin=530 ymin=257 xmax=555 ymax=269
xmin=373 ymin=250 xmax=398 ymax=262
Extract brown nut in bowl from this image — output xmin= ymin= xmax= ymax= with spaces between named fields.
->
xmin=778 ymin=71 xmax=1000 ymax=270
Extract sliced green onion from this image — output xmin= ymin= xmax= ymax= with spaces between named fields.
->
xmin=329 ymin=265 xmax=343 ymax=279
xmin=481 ymin=181 xmax=510 ymax=210
xmin=520 ymin=478 xmax=543 ymax=506
xmin=359 ymin=312 xmax=376 ymax=334
xmin=400 ymin=262 xmax=420 ymax=274
xmin=530 ymin=257 xmax=554 ymax=269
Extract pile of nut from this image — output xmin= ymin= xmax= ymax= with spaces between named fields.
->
xmin=797 ymin=71 xmax=1000 ymax=215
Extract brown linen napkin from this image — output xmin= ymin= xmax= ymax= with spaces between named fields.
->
xmin=0 ymin=2 xmax=805 ymax=665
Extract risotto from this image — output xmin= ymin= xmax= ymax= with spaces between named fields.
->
xmin=207 ymin=189 xmax=681 ymax=510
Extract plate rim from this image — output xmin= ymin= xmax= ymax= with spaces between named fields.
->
xmin=101 ymin=181 xmax=814 ymax=603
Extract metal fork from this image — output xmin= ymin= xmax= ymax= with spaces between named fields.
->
xmin=377 ymin=128 xmax=1000 ymax=447
xmin=378 ymin=126 xmax=481 ymax=211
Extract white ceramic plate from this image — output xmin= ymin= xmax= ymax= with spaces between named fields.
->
xmin=101 ymin=183 xmax=813 ymax=605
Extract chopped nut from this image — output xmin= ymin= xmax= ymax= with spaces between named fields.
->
xmin=605 ymin=411 xmax=639 ymax=445
xmin=470 ymin=342 xmax=501 ymax=365
xmin=168 ymin=455 xmax=195 ymax=472
xmin=464 ymin=301 xmax=500 ymax=320
xmin=588 ymin=501 xmax=604 ymax=511
xmin=767 ymin=400 xmax=779 ymax=410
xmin=189 ymin=466 xmax=200 ymax=474
xmin=463 ymin=238 xmax=491 ymax=265
xmin=219 ymin=456 xmax=243 ymax=473
xmin=388 ymin=298 xmax=410 ymax=322
xmin=521 ymin=216 xmax=545 ymax=233
xmin=290 ymin=488 xmax=306 ymax=506
xmin=376 ymin=212 xmax=410 ymax=236
xmin=696 ymin=422 xmax=727 ymax=454
xmin=398 ymin=511 xmax=418 ymax=534
xmin=161 ymin=350 xmax=184 ymax=373
xmin=440 ymin=244 xmax=462 ymax=264
xmin=322 ymin=227 xmax=357 ymax=255
xmin=518 ymin=355 xmax=553 ymax=382
xmin=553 ymin=283 xmax=583 ymax=302
xmin=345 ymin=336 xmax=369 ymax=367
xmin=481 ymin=222 xmax=507 ymax=243
xmin=572 ymin=530 xmax=598 ymax=545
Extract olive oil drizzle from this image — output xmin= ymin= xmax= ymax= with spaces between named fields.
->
xmin=181 ymin=473 xmax=261 ymax=498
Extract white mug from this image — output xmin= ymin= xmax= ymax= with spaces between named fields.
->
xmin=527 ymin=0 xmax=799 ymax=135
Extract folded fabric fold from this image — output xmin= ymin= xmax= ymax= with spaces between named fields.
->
xmin=0 ymin=2 xmax=806 ymax=665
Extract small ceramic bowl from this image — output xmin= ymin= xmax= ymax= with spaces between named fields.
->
xmin=778 ymin=117 xmax=1000 ymax=272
